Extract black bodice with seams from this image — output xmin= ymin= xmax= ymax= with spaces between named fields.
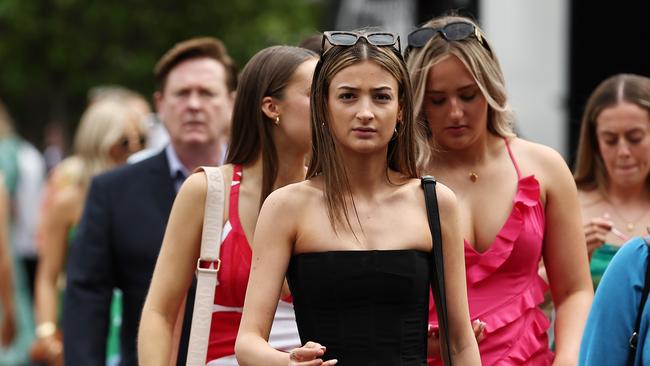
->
xmin=287 ymin=249 xmax=431 ymax=366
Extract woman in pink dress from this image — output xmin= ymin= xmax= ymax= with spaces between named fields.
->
xmin=405 ymin=15 xmax=593 ymax=365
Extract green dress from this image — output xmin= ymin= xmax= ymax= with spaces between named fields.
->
xmin=0 ymin=246 xmax=34 ymax=365
xmin=0 ymin=136 xmax=21 ymax=197
xmin=0 ymin=146 xmax=34 ymax=365
xmin=106 ymin=290 xmax=122 ymax=366
xmin=590 ymin=243 xmax=620 ymax=290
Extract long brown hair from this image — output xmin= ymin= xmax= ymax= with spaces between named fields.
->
xmin=226 ymin=45 xmax=317 ymax=206
xmin=307 ymin=34 xmax=418 ymax=232
xmin=574 ymin=73 xmax=650 ymax=192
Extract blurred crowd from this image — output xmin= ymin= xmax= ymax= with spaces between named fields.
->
xmin=0 ymin=85 xmax=162 ymax=365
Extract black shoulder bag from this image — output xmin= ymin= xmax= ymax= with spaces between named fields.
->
xmin=422 ymin=176 xmax=453 ymax=366
xmin=627 ymin=237 xmax=650 ymax=366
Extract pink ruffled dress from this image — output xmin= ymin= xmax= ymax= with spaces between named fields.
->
xmin=429 ymin=139 xmax=554 ymax=365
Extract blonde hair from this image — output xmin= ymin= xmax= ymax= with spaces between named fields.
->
xmin=88 ymin=85 xmax=144 ymax=105
xmin=73 ymin=99 xmax=141 ymax=187
xmin=406 ymin=15 xmax=515 ymax=167
xmin=574 ymin=73 xmax=650 ymax=192
xmin=307 ymin=34 xmax=418 ymax=232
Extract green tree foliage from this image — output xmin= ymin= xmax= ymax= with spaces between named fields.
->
xmin=0 ymin=0 xmax=324 ymax=147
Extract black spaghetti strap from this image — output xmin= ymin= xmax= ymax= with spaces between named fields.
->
xmin=421 ymin=176 xmax=452 ymax=366
xmin=627 ymin=237 xmax=650 ymax=365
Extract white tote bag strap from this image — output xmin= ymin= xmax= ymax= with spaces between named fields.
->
xmin=186 ymin=166 xmax=225 ymax=366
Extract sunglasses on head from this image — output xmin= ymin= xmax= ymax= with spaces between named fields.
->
xmin=406 ymin=21 xmax=491 ymax=54
xmin=321 ymin=31 xmax=402 ymax=57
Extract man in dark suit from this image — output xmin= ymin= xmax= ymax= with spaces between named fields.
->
xmin=62 ymin=37 xmax=237 ymax=366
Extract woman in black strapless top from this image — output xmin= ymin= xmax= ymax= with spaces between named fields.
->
xmin=235 ymin=30 xmax=481 ymax=366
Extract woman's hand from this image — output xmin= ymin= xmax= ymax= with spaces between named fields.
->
xmin=288 ymin=342 xmax=338 ymax=366
xmin=584 ymin=217 xmax=613 ymax=259
xmin=29 ymin=332 xmax=63 ymax=366
xmin=427 ymin=320 xmax=486 ymax=357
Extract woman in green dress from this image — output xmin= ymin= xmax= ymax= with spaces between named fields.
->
xmin=33 ymin=97 xmax=147 ymax=365
xmin=0 ymin=99 xmax=38 ymax=365
xmin=0 ymin=173 xmax=20 ymax=361
xmin=574 ymin=74 xmax=650 ymax=288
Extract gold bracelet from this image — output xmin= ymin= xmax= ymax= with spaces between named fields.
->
xmin=35 ymin=322 xmax=57 ymax=338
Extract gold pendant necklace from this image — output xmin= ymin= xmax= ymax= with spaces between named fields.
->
xmin=469 ymin=172 xmax=478 ymax=182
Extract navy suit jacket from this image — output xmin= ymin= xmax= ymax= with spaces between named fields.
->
xmin=63 ymin=150 xmax=194 ymax=366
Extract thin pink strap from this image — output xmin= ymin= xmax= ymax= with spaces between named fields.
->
xmin=504 ymin=138 xmax=521 ymax=178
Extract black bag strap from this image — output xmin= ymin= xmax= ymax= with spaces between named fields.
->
xmin=627 ymin=236 xmax=650 ymax=366
xmin=421 ymin=176 xmax=452 ymax=366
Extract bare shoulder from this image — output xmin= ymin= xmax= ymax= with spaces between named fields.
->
xmin=510 ymin=137 xmax=578 ymax=208
xmin=181 ymin=164 xmax=234 ymax=200
xmin=392 ymin=175 xmax=421 ymax=194
xmin=198 ymin=163 xmax=233 ymax=188
xmin=50 ymin=156 xmax=84 ymax=188
xmin=179 ymin=170 xmax=208 ymax=200
xmin=508 ymin=137 xmax=573 ymax=185
xmin=510 ymin=137 xmax=567 ymax=170
xmin=432 ymin=180 xmax=458 ymax=214
xmin=400 ymin=176 xmax=457 ymax=209
xmin=262 ymin=179 xmax=320 ymax=213
xmin=411 ymin=175 xmax=457 ymax=211
xmin=51 ymin=184 xmax=84 ymax=213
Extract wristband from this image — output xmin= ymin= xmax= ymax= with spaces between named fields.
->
xmin=35 ymin=322 xmax=57 ymax=338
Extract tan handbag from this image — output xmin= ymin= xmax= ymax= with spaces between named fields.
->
xmin=185 ymin=166 xmax=225 ymax=366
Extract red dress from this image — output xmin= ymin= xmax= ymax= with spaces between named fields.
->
xmin=206 ymin=165 xmax=300 ymax=365
xmin=429 ymin=139 xmax=554 ymax=365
